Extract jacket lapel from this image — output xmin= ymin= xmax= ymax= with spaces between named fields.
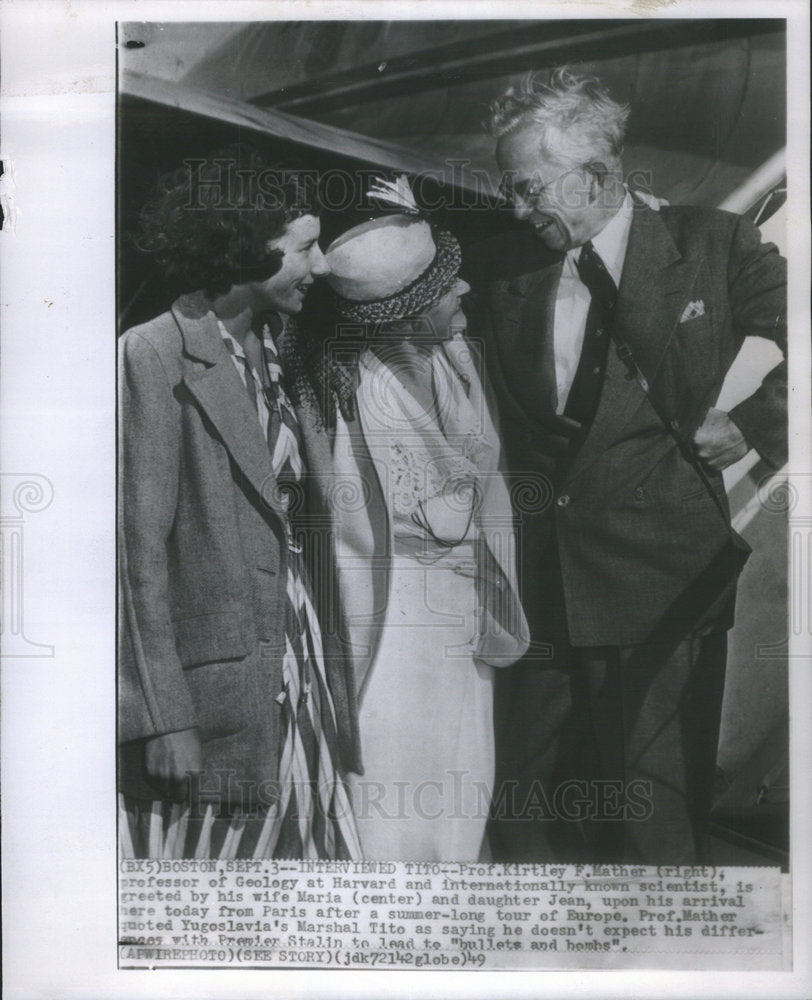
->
xmin=441 ymin=337 xmax=530 ymax=664
xmin=615 ymin=203 xmax=699 ymax=381
xmin=565 ymin=204 xmax=698 ymax=485
xmin=491 ymin=263 xmax=562 ymax=423
xmin=172 ymin=298 xmax=286 ymax=517
xmin=331 ymin=404 xmax=390 ymax=698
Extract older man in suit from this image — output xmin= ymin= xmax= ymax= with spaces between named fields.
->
xmin=118 ymin=149 xmax=361 ymax=859
xmin=465 ymin=70 xmax=787 ymax=863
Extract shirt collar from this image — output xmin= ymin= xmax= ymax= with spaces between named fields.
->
xmin=567 ymin=189 xmax=634 ymax=287
xmin=216 ymin=312 xmax=284 ymax=356
xmin=217 ymin=318 xmax=248 ymax=360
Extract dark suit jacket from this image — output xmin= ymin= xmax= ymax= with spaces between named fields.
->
xmin=466 ymin=202 xmax=787 ymax=647
xmin=118 ymin=293 xmax=361 ymax=805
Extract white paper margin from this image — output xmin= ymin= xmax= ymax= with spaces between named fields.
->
xmin=1 ymin=1 xmax=809 ymax=998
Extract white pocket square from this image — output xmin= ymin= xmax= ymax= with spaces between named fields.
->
xmin=680 ymin=299 xmax=705 ymax=322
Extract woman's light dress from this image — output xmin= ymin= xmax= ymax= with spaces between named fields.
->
xmin=346 ymin=343 xmax=501 ymax=861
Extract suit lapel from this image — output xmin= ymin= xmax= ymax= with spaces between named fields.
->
xmin=172 ymin=299 xmax=287 ymax=517
xmin=615 ymin=203 xmax=699 ymax=381
xmin=565 ymin=204 xmax=698 ymax=485
xmin=331 ymin=403 xmax=390 ymax=698
xmin=491 ymin=263 xmax=562 ymax=423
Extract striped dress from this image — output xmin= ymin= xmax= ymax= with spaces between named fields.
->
xmin=119 ymin=314 xmax=362 ymax=861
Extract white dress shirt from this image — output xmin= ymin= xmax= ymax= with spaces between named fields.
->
xmin=553 ymin=191 xmax=634 ymax=413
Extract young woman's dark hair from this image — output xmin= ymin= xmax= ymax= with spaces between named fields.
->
xmin=135 ymin=144 xmax=321 ymax=297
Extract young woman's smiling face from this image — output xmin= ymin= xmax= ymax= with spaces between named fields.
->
xmin=252 ymin=214 xmax=330 ymax=315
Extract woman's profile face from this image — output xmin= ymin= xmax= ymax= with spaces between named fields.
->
xmin=251 ymin=214 xmax=330 ymax=315
xmin=421 ymin=277 xmax=471 ymax=339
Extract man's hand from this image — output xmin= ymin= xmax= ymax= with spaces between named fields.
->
xmin=693 ymin=408 xmax=749 ymax=471
xmin=145 ymin=728 xmax=203 ymax=800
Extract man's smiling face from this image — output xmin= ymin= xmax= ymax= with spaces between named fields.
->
xmin=496 ymin=126 xmax=603 ymax=253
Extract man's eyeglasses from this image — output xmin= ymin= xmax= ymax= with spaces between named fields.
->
xmin=498 ymin=166 xmax=581 ymax=207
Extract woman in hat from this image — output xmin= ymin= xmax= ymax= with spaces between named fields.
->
xmin=322 ymin=178 xmax=529 ymax=861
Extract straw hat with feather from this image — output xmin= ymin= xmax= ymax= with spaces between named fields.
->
xmin=325 ymin=176 xmax=462 ymax=323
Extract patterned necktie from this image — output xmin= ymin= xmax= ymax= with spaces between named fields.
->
xmin=564 ymin=240 xmax=618 ymax=429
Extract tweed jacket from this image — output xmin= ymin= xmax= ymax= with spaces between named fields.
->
xmin=118 ymin=293 xmax=361 ymax=803
xmin=465 ymin=201 xmax=787 ymax=647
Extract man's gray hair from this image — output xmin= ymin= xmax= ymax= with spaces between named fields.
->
xmin=488 ymin=68 xmax=630 ymax=167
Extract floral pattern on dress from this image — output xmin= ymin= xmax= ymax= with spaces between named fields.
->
xmin=388 ymin=439 xmax=481 ymax=518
